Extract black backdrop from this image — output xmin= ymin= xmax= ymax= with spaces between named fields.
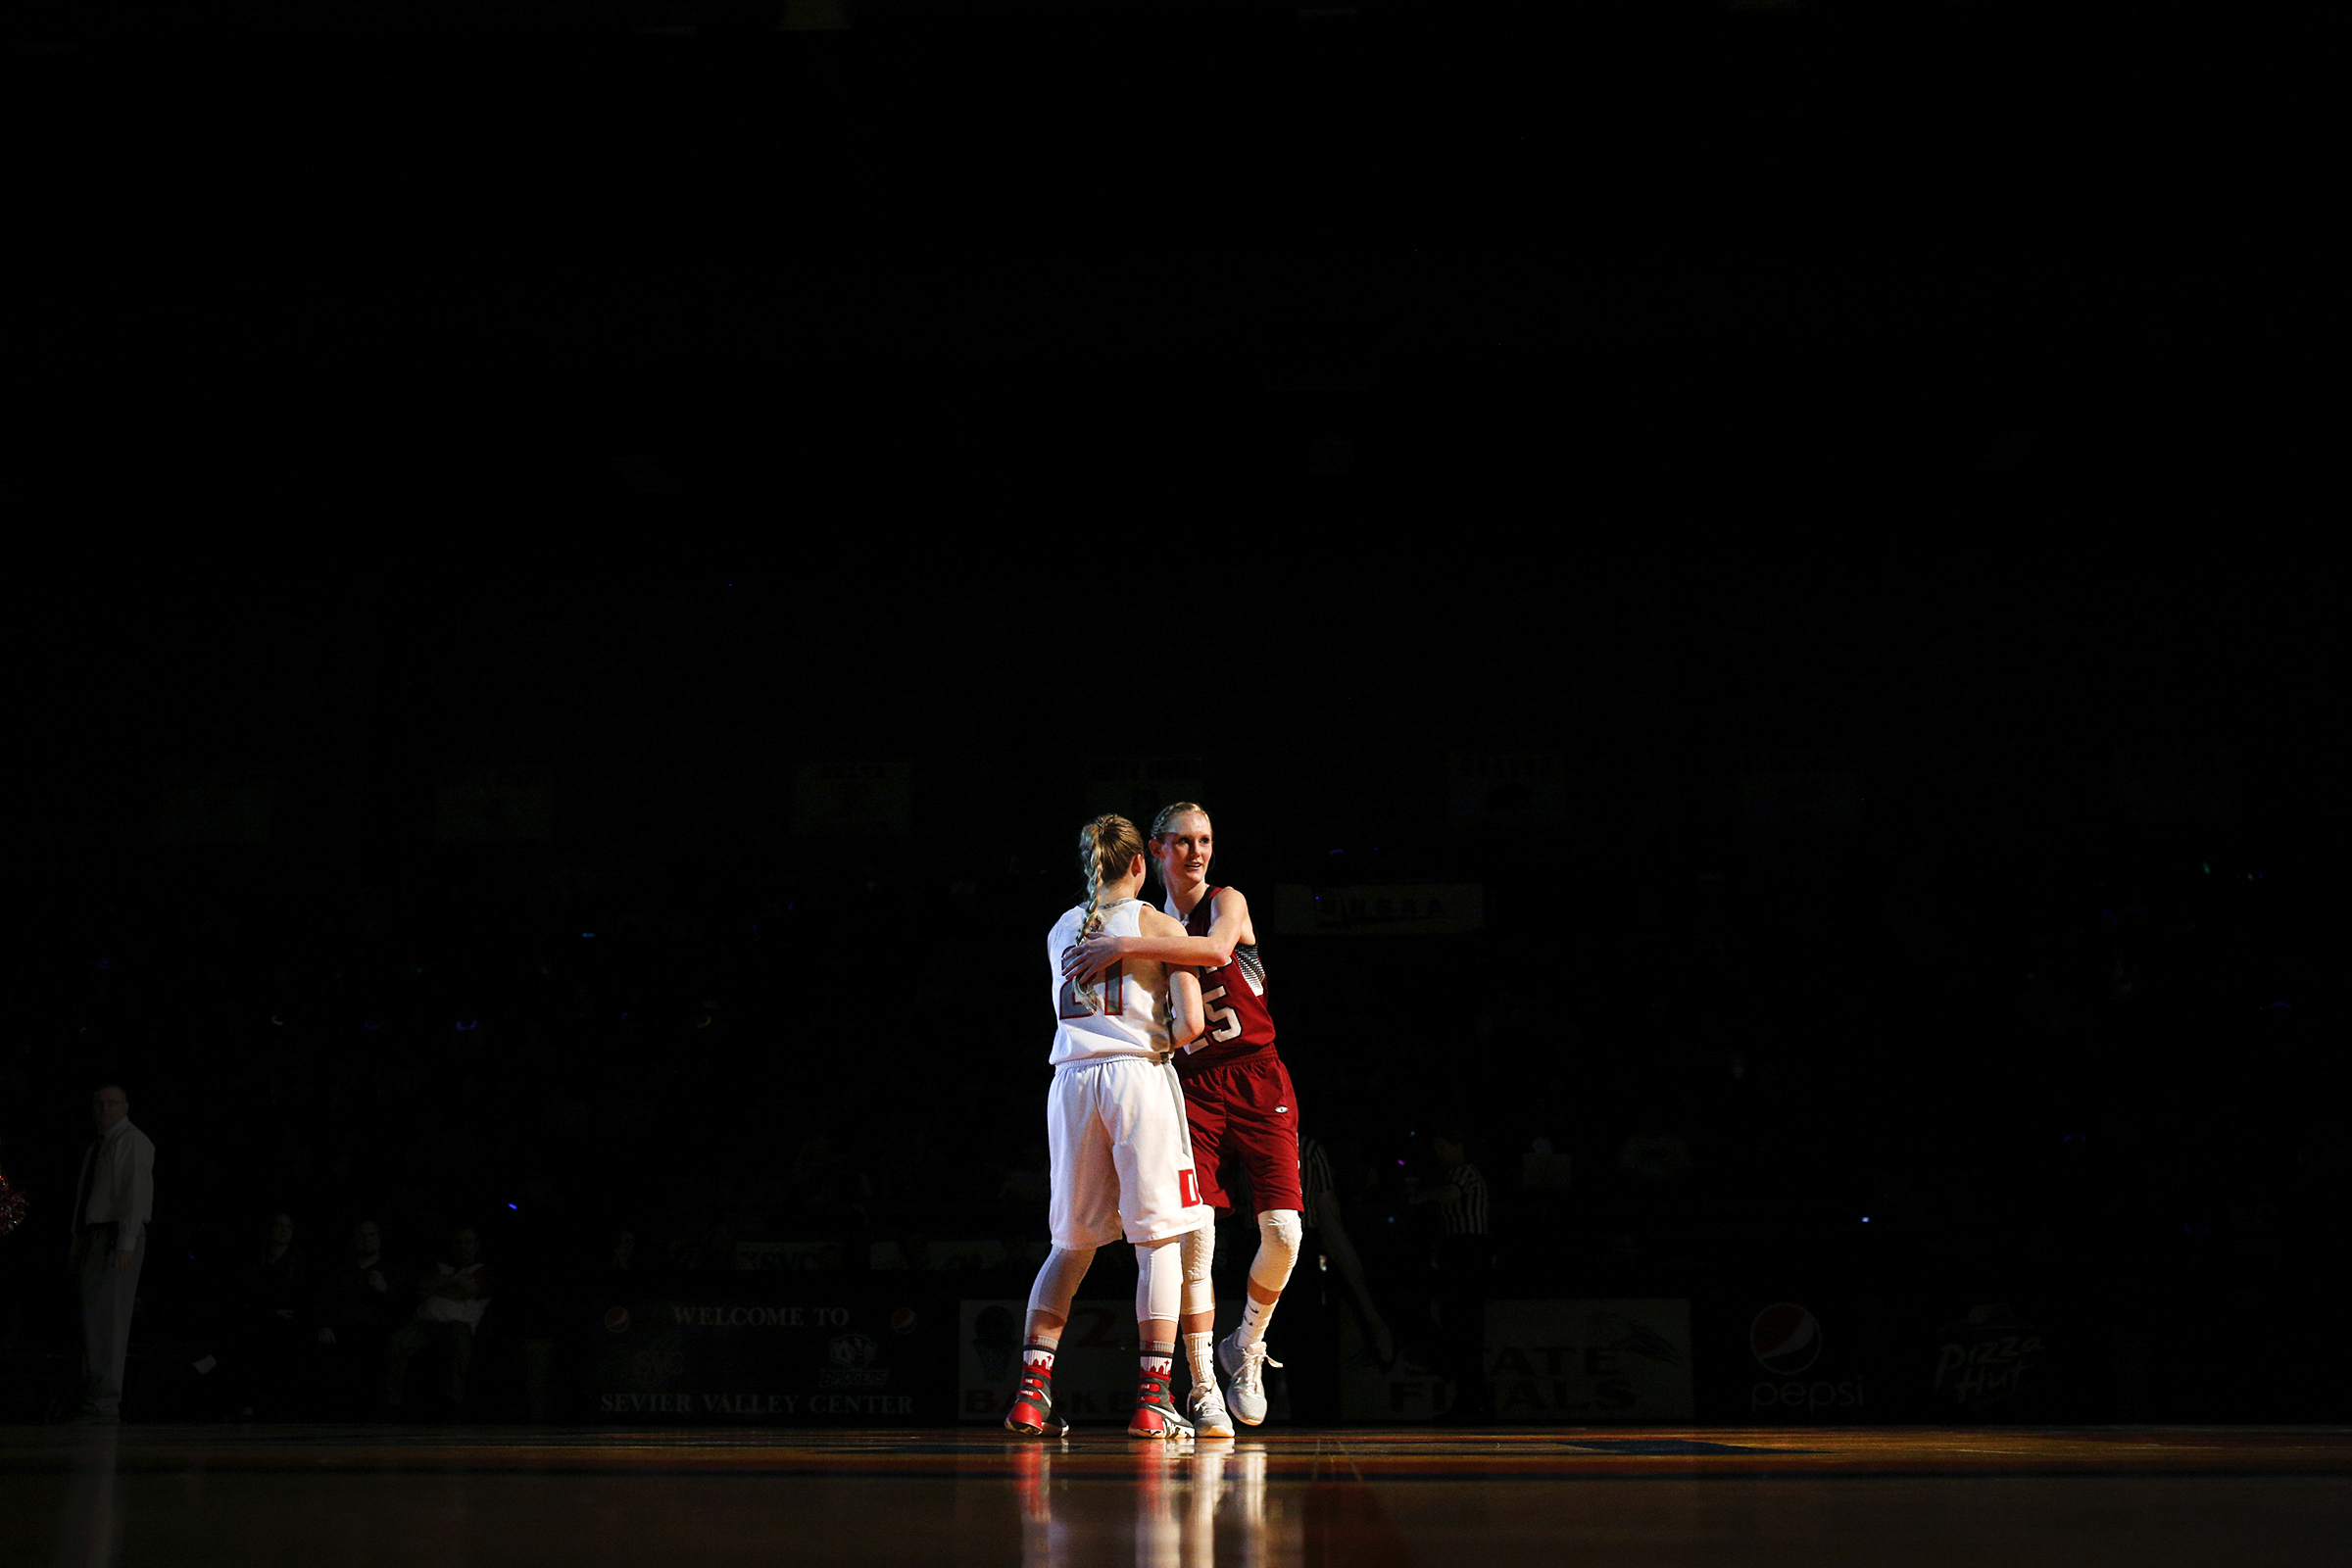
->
xmin=6 ymin=2 xmax=2339 ymax=1423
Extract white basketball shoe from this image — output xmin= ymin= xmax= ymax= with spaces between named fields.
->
xmin=1189 ymin=1377 xmax=1236 ymax=1438
xmin=1216 ymin=1329 xmax=1280 ymax=1427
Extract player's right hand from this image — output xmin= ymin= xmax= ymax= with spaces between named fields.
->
xmin=1059 ymin=934 xmax=1125 ymax=984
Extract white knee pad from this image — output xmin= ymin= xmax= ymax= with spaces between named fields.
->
xmin=1025 ymin=1245 xmax=1096 ymax=1324
xmin=1250 ymin=1209 xmax=1303 ymax=1294
xmin=1180 ymin=1224 xmax=1216 ymax=1318
xmin=1135 ymin=1236 xmax=1182 ymax=1325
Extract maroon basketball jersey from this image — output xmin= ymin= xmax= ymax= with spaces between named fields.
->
xmin=1169 ymin=885 xmax=1277 ymax=1074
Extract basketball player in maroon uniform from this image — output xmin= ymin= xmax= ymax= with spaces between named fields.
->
xmin=1064 ymin=803 xmax=1298 ymax=1428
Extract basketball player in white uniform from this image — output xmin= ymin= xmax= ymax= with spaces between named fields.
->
xmin=1005 ymin=813 xmax=1216 ymax=1440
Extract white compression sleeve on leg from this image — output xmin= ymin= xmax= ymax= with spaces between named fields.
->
xmin=1181 ymin=1224 xmax=1216 ymax=1318
xmin=1026 ymin=1245 xmax=1096 ymax=1323
xmin=1251 ymin=1210 xmax=1303 ymax=1296
xmin=1135 ymin=1236 xmax=1182 ymax=1325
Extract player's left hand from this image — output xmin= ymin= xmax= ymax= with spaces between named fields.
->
xmin=1060 ymin=935 xmax=1127 ymax=983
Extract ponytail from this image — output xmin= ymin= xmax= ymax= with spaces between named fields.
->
xmin=1071 ymin=813 xmax=1147 ymax=1012
xmin=1076 ymin=820 xmax=1110 ymax=941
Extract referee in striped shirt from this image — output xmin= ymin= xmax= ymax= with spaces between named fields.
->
xmin=1409 ymin=1125 xmax=1492 ymax=1421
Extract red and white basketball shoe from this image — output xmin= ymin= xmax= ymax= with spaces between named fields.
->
xmin=1004 ymin=1366 xmax=1069 ymax=1437
xmin=1127 ymin=1369 xmax=1197 ymax=1440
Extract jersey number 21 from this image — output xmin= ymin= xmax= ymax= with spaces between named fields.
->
xmin=1056 ymin=952 xmax=1124 ymax=1019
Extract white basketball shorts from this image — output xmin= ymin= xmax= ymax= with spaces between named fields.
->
xmin=1046 ymin=1054 xmax=1212 ymax=1250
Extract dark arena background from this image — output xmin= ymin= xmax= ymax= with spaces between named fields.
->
xmin=5 ymin=3 xmax=2343 ymax=1565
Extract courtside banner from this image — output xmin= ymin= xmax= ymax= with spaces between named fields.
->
xmin=959 ymin=1298 xmax=1146 ymax=1424
xmin=1337 ymin=1308 xmax=1449 ymax=1421
xmin=586 ymin=1293 xmax=953 ymax=1422
xmin=1268 ymin=883 xmax=1484 ymax=936
xmin=791 ymin=760 xmax=911 ymax=834
xmin=1484 ymin=1299 xmax=1694 ymax=1421
xmin=1692 ymin=1295 xmax=1880 ymax=1422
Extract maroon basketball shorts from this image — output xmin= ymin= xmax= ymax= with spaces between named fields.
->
xmin=1179 ymin=1053 xmax=1303 ymax=1215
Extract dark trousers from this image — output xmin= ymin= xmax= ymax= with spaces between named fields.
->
xmin=320 ymin=1328 xmax=393 ymax=1417
xmin=237 ymin=1313 xmax=316 ymax=1417
xmin=385 ymin=1318 xmax=475 ymax=1408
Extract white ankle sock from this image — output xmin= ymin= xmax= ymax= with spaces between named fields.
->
xmin=1240 ymin=1294 xmax=1277 ymax=1344
xmin=1184 ymin=1331 xmax=1216 ymax=1389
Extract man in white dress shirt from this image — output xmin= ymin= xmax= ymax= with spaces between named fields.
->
xmin=70 ymin=1084 xmax=156 ymax=1423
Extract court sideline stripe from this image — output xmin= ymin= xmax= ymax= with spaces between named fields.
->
xmin=8 ymin=1463 xmax=2350 ymax=1482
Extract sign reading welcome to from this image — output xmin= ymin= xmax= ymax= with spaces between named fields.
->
xmin=589 ymin=1294 xmax=951 ymax=1422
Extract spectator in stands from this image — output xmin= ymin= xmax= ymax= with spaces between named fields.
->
xmin=384 ymin=1224 xmax=492 ymax=1417
xmin=233 ymin=1210 xmax=318 ymax=1417
xmin=793 ymin=1131 xmax=872 ymax=1235
xmin=667 ymin=1213 xmax=727 ymax=1272
xmin=872 ymin=1120 xmax=930 ymax=1207
xmin=319 ymin=1219 xmax=401 ymax=1415
xmin=1410 ymin=1126 xmax=1493 ymax=1421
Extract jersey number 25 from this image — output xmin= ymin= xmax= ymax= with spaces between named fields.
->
xmin=1200 ymin=985 xmax=1242 ymax=1044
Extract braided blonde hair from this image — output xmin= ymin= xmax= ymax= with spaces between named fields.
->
xmin=1072 ymin=813 xmax=1147 ymax=1012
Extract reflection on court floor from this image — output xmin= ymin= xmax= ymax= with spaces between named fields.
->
xmin=6 ymin=1426 xmax=2351 ymax=1568
xmin=1018 ymin=1446 xmax=1292 ymax=1568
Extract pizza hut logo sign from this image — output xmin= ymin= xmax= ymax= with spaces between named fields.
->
xmin=1749 ymin=1302 xmax=1822 ymax=1375
xmin=1933 ymin=1303 xmax=2044 ymax=1409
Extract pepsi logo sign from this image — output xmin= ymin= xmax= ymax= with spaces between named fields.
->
xmin=1749 ymin=1302 xmax=1822 ymax=1375
xmin=605 ymin=1305 xmax=631 ymax=1335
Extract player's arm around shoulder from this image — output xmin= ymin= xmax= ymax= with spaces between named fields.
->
xmin=1140 ymin=906 xmax=1207 ymax=1047
xmin=1134 ymin=903 xmax=1189 ymax=959
xmin=1205 ymin=885 xmax=1254 ymax=956
xmin=1062 ymin=901 xmax=1236 ymax=981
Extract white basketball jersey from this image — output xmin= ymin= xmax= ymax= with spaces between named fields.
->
xmin=1047 ymin=899 xmax=1173 ymax=1065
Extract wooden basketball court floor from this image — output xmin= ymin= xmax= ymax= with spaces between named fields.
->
xmin=6 ymin=1425 xmax=2349 ymax=1566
